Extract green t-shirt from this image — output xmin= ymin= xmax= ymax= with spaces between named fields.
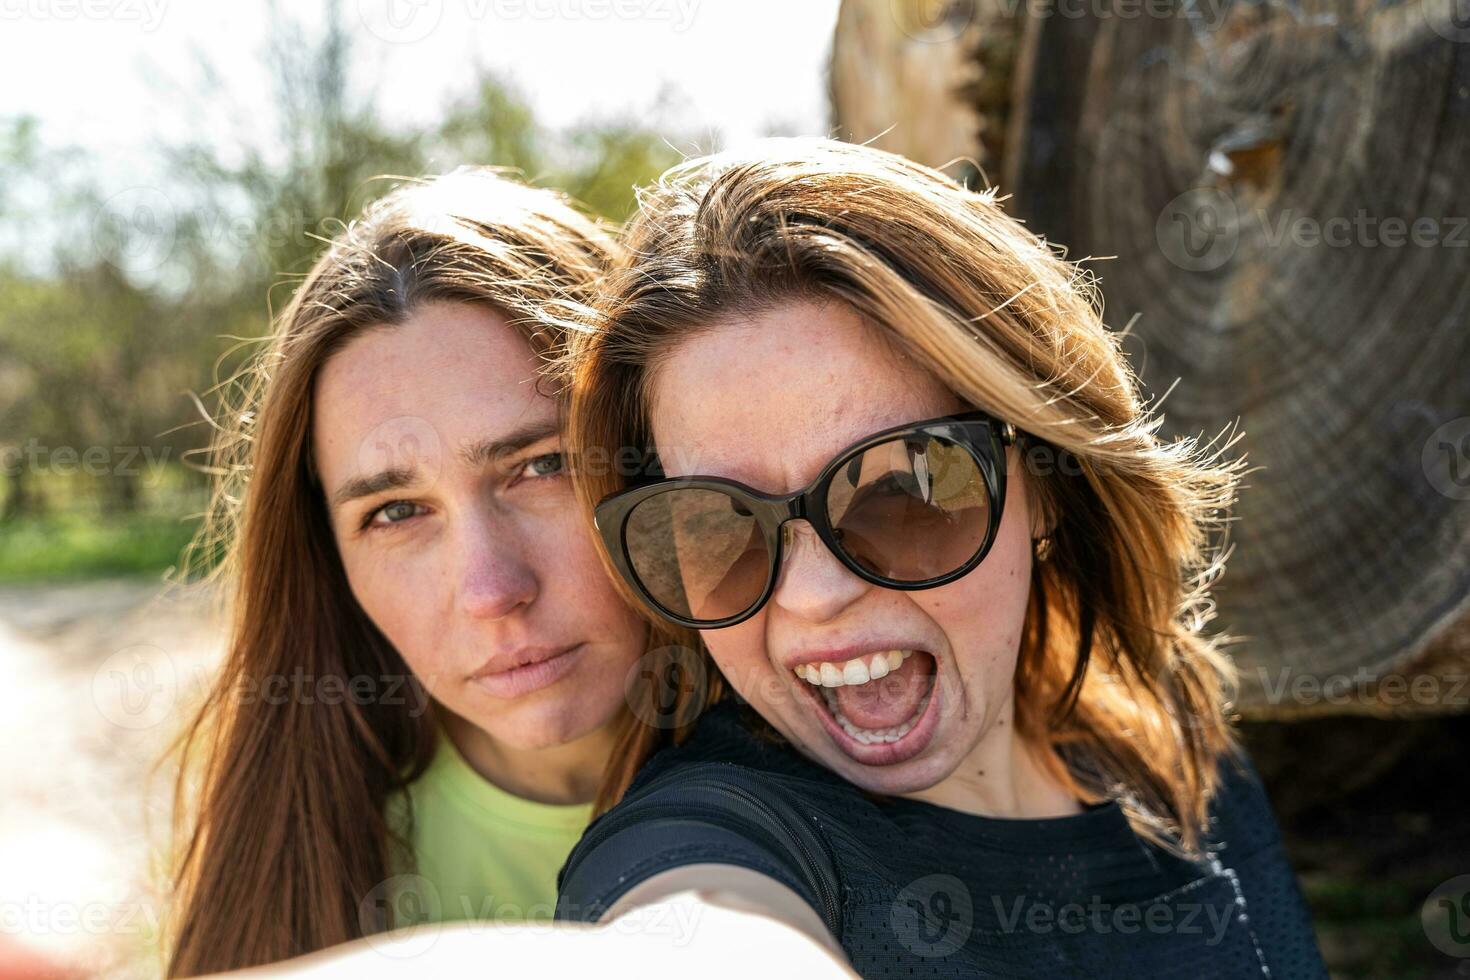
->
xmin=385 ymin=732 xmax=594 ymax=924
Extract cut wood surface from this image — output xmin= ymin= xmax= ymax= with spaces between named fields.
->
xmin=833 ymin=0 xmax=1470 ymax=715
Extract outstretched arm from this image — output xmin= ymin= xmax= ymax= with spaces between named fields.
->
xmin=208 ymin=892 xmax=856 ymax=979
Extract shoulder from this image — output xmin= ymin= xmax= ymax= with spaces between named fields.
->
xmin=556 ymin=702 xmax=845 ymax=933
xmin=1203 ymin=750 xmax=1328 ymax=974
xmin=1205 ymin=748 xmax=1287 ymax=860
xmin=632 ymin=696 xmax=822 ymax=779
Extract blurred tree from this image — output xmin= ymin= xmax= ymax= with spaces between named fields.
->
xmin=555 ymin=118 xmax=681 ymax=222
xmin=1 ymin=0 xmax=686 ymax=548
xmin=0 ymin=262 xmax=185 ymax=515
xmin=436 ymin=74 xmax=545 ymax=180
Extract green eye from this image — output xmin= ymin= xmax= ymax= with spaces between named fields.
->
xmin=525 ymin=452 xmax=565 ymax=478
xmin=365 ymin=500 xmax=422 ymax=530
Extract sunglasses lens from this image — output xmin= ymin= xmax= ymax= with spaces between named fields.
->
xmin=826 ymin=435 xmax=992 ymax=582
xmin=624 ymin=488 xmax=771 ymax=623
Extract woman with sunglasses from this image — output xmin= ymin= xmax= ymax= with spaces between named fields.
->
xmin=166 ymin=170 xmax=716 ymax=975
xmin=556 ymin=139 xmax=1326 ymax=977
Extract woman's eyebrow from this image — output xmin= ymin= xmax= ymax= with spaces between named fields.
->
xmin=457 ymin=417 xmax=562 ymax=468
xmin=331 ymin=419 xmax=561 ymax=509
xmin=331 ymin=465 xmax=421 ymax=508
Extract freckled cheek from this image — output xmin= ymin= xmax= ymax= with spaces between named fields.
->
xmin=922 ymin=549 xmax=1032 ymax=678
xmin=341 ymin=547 xmax=455 ymax=682
xmin=523 ymin=510 xmax=630 ymax=615
xmin=548 ymin=520 xmax=617 ymax=591
xmin=701 ymin=620 xmax=773 ymax=697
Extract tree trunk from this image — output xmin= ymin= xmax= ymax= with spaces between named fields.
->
xmin=832 ymin=0 xmax=1470 ymax=716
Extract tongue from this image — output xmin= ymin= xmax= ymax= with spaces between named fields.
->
xmin=833 ymin=651 xmax=934 ymax=730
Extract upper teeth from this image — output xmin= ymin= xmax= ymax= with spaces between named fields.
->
xmin=794 ymin=650 xmax=914 ymax=687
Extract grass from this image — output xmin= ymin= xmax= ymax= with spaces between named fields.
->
xmin=1303 ymin=873 xmax=1452 ymax=978
xmin=0 ymin=511 xmax=202 ymax=583
xmin=0 ymin=466 xmax=210 ymax=583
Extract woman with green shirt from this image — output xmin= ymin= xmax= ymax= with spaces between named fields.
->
xmin=384 ymin=723 xmax=593 ymax=923
xmin=166 ymin=169 xmax=714 ymax=976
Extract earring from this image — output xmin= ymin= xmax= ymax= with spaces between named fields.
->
xmin=1033 ymin=535 xmax=1054 ymax=562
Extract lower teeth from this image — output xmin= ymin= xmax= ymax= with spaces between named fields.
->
xmin=819 ymin=686 xmax=929 ymax=745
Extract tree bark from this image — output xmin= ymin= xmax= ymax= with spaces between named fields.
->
xmin=832 ymin=0 xmax=1470 ymax=716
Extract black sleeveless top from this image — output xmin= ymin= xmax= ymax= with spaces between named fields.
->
xmin=556 ymin=697 xmax=1326 ymax=979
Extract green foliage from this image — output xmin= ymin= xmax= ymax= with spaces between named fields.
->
xmin=1301 ymin=873 xmax=1445 ymax=979
xmin=0 ymin=0 xmax=687 ymax=578
xmin=0 ymin=512 xmax=200 ymax=583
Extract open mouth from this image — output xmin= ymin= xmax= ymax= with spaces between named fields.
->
xmin=791 ymin=649 xmax=940 ymax=764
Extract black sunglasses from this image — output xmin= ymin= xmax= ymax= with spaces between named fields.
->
xmin=594 ymin=410 xmax=1016 ymax=629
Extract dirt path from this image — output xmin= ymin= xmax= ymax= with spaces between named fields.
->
xmin=1 ymin=579 xmax=224 ymax=980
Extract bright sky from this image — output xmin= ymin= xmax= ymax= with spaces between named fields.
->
xmin=2 ymin=0 xmax=844 ymax=178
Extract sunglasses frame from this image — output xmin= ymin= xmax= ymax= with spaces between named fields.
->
xmin=594 ymin=410 xmax=1017 ymax=629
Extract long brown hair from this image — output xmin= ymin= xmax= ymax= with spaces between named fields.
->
xmin=565 ymin=138 xmax=1244 ymax=854
xmin=166 ymin=169 xmax=707 ymax=977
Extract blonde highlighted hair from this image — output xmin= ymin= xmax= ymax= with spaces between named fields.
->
xmin=566 ymin=138 xmax=1244 ymax=854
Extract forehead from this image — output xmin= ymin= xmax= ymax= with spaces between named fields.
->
xmin=312 ymin=301 xmax=553 ymax=483
xmin=647 ymin=299 xmax=961 ymax=490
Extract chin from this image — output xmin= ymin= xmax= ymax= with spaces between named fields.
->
xmin=515 ymin=713 xmax=597 ymax=750
xmin=820 ymin=742 xmax=960 ymax=796
xmin=461 ymin=697 xmax=591 ymax=751
xmin=772 ymin=695 xmax=969 ymax=798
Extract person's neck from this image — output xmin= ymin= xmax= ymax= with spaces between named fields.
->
xmin=439 ymin=711 xmax=618 ymax=806
xmin=900 ymin=699 xmax=1082 ymax=819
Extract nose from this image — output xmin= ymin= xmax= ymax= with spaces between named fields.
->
xmin=455 ymin=516 xmax=539 ymax=621
xmin=768 ymin=520 xmax=869 ymax=624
